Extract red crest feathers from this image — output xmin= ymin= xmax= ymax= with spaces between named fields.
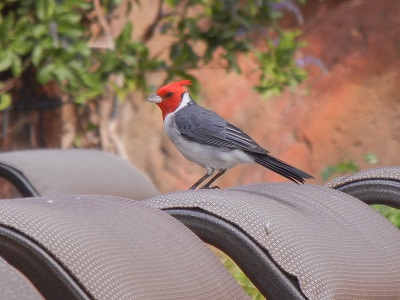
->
xmin=170 ymin=80 xmax=192 ymax=87
xmin=156 ymin=79 xmax=192 ymax=96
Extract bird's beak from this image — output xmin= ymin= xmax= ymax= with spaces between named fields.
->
xmin=147 ymin=94 xmax=162 ymax=103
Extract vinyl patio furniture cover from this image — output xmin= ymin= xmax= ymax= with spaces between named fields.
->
xmin=145 ymin=183 xmax=400 ymax=300
xmin=0 ymin=195 xmax=249 ymax=300
xmin=0 ymin=149 xmax=158 ymax=199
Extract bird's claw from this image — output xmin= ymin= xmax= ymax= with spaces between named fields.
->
xmin=200 ymin=185 xmax=220 ymax=190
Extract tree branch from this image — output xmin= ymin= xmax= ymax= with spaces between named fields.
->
xmin=141 ymin=0 xmax=170 ymax=42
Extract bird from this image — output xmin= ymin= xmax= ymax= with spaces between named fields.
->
xmin=147 ymin=80 xmax=313 ymax=189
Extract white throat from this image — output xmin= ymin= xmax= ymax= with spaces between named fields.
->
xmin=175 ymin=92 xmax=192 ymax=113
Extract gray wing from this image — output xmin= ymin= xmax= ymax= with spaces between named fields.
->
xmin=174 ymin=103 xmax=268 ymax=154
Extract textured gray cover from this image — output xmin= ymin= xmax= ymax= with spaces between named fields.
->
xmin=326 ymin=166 xmax=400 ymax=207
xmin=326 ymin=166 xmax=400 ymax=188
xmin=0 ymin=257 xmax=43 ymax=300
xmin=0 ymin=149 xmax=158 ymax=200
xmin=145 ymin=183 xmax=400 ymax=300
xmin=0 ymin=195 xmax=249 ymax=300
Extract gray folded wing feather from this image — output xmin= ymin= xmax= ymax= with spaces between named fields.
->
xmin=174 ymin=103 xmax=268 ymax=155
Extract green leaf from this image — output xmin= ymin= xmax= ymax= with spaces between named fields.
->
xmin=38 ymin=37 xmax=54 ymax=50
xmin=73 ymin=42 xmax=91 ymax=58
xmin=0 ymin=50 xmax=13 ymax=72
xmin=37 ymin=63 xmax=55 ymax=84
xmin=0 ymin=93 xmax=12 ymax=111
xmin=32 ymin=44 xmax=44 ymax=66
xmin=36 ymin=0 xmax=55 ymax=21
xmin=32 ymin=24 xmax=48 ymax=38
xmin=11 ymin=38 xmax=34 ymax=56
xmin=58 ymin=12 xmax=82 ymax=25
xmin=364 ymin=153 xmax=378 ymax=164
xmin=53 ymin=64 xmax=74 ymax=83
xmin=116 ymin=22 xmax=133 ymax=48
xmin=1 ymin=13 xmax=15 ymax=36
xmin=75 ymin=88 xmax=103 ymax=103
xmin=57 ymin=23 xmax=84 ymax=39
xmin=80 ymin=72 xmax=101 ymax=89
xmin=11 ymin=53 xmax=22 ymax=77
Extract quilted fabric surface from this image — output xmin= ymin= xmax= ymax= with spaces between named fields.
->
xmin=0 ymin=257 xmax=43 ymax=300
xmin=0 ymin=195 xmax=249 ymax=300
xmin=145 ymin=183 xmax=400 ymax=300
xmin=326 ymin=166 xmax=400 ymax=189
xmin=0 ymin=149 xmax=158 ymax=200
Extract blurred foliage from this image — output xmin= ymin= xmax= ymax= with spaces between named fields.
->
xmin=363 ymin=152 xmax=378 ymax=164
xmin=0 ymin=0 xmax=161 ymax=107
xmin=322 ymin=153 xmax=378 ymax=181
xmin=0 ymin=0 xmax=308 ymax=110
xmin=163 ymin=0 xmax=307 ymax=97
xmin=212 ymin=247 xmax=265 ymax=299
xmin=322 ymin=160 xmax=360 ymax=181
xmin=373 ymin=205 xmax=400 ymax=228
xmin=323 ymin=153 xmax=400 ymax=228
xmin=255 ymin=30 xmax=307 ymax=97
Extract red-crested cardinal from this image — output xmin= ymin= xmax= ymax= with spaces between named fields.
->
xmin=147 ymin=80 xmax=313 ymax=189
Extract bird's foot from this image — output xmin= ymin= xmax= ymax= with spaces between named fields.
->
xmin=188 ymin=185 xmax=219 ymax=190
xmin=200 ymin=185 xmax=220 ymax=190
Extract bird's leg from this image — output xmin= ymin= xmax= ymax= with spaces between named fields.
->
xmin=201 ymin=169 xmax=227 ymax=189
xmin=190 ymin=171 xmax=214 ymax=189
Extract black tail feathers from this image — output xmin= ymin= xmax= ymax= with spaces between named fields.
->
xmin=252 ymin=153 xmax=313 ymax=184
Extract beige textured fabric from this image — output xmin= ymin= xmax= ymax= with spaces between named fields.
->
xmin=0 ymin=195 xmax=249 ymax=300
xmin=0 ymin=149 xmax=158 ymax=200
xmin=145 ymin=183 xmax=400 ymax=300
xmin=0 ymin=257 xmax=43 ymax=300
xmin=326 ymin=166 xmax=400 ymax=188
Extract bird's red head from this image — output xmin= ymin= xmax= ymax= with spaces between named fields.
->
xmin=147 ymin=80 xmax=191 ymax=120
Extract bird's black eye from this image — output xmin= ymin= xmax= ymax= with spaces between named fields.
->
xmin=165 ymin=92 xmax=173 ymax=98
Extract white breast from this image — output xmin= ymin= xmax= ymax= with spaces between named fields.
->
xmin=164 ymin=112 xmax=254 ymax=174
